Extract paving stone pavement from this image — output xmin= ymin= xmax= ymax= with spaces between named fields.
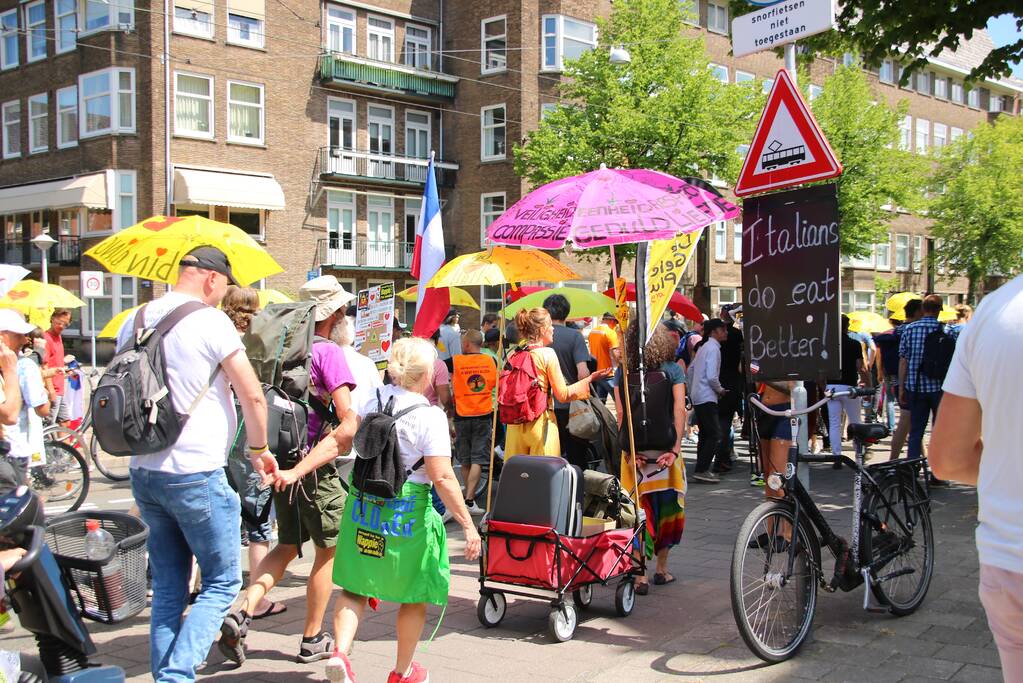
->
xmin=2 ymin=436 xmax=1004 ymax=682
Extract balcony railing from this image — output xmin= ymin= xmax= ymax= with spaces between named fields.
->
xmin=318 ymin=52 xmax=457 ymax=102
xmin=317 ymin=238 xmax=455 ymax=271
xmin=1 ymin=236 xmax=81 ymax=266
xmin=319 ymin=147 xmax=457 ymax=188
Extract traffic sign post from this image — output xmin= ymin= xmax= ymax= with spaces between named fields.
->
xmin=731 ymin=0 xmax=836 ymax=58
xmin=80 ymin=270 xmax=104 ymax=369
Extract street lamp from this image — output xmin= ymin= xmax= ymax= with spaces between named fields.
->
xmin=31 ymin=231 xmax=57 ymax=284
xmin=609 ymin=46 xmax=632 ymax=65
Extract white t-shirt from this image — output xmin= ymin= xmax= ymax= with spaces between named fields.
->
xmin=356 ymin=384 xmax=450 ymax=485
xmin=943 ymin=274 xmax=1023 ymax=574
xmin=342 ymin=345 xmax=383 ymax=412
xmin=116 ymin=291 xmax=244 ymax=475
xmin=6 ymin=357 xmax=48 ymax=461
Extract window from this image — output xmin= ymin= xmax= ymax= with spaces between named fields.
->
xmin=895 ymin=234 xmax=910 ymax=271
xmin=227 ymin=81 xmax=263 ymax=144
xmin=709 ymin=63 xmax=728 ymax=83
xmin=24 ymin=1 xmax=46 ymax=62
xmin=934 ymin=76 xmax=947 ymax=99
xmin=541 ymin=15 xmax=596 ymax=71
xmin=714 ymin=221 xmax=727 ymax=261
xmin=366 ymin=195 xmax=394 ymax=263
xmin=367 ymin=16 xmax=394 ymax=62
xmin=480 ymin=104 xmax=505 ymax=160
xmin=899 ymin=115 xmax=912 ymax=151
xmin=326 ymin=6 xmax=355 ymax=54
xmin=56 ymin=85 xmax=77 ymax=148
xmin=228 ymin=14 xmax=264 ymax=48
xmin=933 ymin=122 xmax=947 ymax=150
xmin=79 ymin=67 xmax=135 ymax=137
xmin=951 ymin=81 xmax=964 ymax=104
xmin=732 ymin=223 xmax=742 ymax=263
xmin=950 ymin=126 xmax=963 ymax=143
xmin=480 ymin=285 xmax=503 ymax=315
xmin=850 ymin=249 xmax=874 ymax=269
xmin=540 ymin=102 xmax=557 ymax=119
xmin=879 ymin=60 xmax=895 ymax=84
xmin=404 ymin=24 xmax=430 ymax=69
xmin=875 ymin=237 xmax=891 ymax=271
xmin=735 ymin=70 xmax=754 ymax=84
xmin=912 ymin=235 xmax=923 ymax=273
xmin=915 ymin=118 xmax=929 ymax=154
xmin=0 ymin=10 xmax=17 ymax=70
xmin=405 ymin=110 xmax=429 ymax=159
xmin=326 ymin=190 xmax=355 ymax=259
xmin=989 ymin=94 xmax=1003 ymax=113
xmin=714 ymin=287 xmax=739 ymax=308
xmin=173 ymin=1 xmax=213 ymax=39
xmin=228 ymin=208 xmax=261 ymax=238
xmin=481 ymin=16 xmax=506 ymax=73
xmin=327 ymin=97 xmax=355 ymax=150
xmin=81 ymin=274 xmax=136 ymax=336
xmin=28 ymin=93 xmax=46 ymax=153
xmin=842 ymin=52 xmax=856 ymax=68
xmin=480 ymin=192 xmax=505 ymax=248
xmin=809 ymin=84 xmax=823 ymax=100
xmin=404 ymin=198 xmax=420 ymax=255
xmin=2 ymin=101 xmax=19 ymax=159
xmin=967 ymin=87 xmax=979 ymax=109
xmin=83 ymin=0 xmax=132 ymax=33
xmin=56 ymin=0 xmax=77 ymax=53
xmin=762 ymin=78 xmax=774 ymax=94
xmin=367 ymin=104 xmax=393 ymax=158
xmin=707 ymin=1 xmax=728 ymax=33
xmin=915 ymin=71 xmax=930 ymax=94
xmin=115 ymin=170 xmax=136 ymax=229
xmin=174 ymin=72 xmax=213 ymax=138
xmin=853 ymin=291 xmax=874 ymax=312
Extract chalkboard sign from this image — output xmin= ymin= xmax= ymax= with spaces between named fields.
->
xmin=741 ymin=184 xmax=841 ymax=381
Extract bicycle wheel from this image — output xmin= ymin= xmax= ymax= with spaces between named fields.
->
xmin=31 ymin=441 xmax=90 ymax=512
xmin=89 ymin=432 xmax=131 ymax=482
xmin=731 ymin=501 xmax=821 ymax=663
xmin=860 ymin=475 xmax=933 ymax=616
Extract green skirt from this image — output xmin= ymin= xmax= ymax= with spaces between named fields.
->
xmin=333 ymin=481 xmax=450 ymax=606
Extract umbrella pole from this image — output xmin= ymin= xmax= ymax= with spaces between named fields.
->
xmin=611 ymin=247 xmax=642 ymax=509
xmin=485 ymin=282 xmax=505 ymax=514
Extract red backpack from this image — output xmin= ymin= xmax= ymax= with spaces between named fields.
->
xmin=498 ymin=347 xmax=549 ymax=425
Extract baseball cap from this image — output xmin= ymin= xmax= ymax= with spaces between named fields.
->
xmin=179 ymin=246 xmax=238 ymax=285
xmin=602 ymin=312 xmax=617 ymax=321
xmin=661 ymin=318 xmax=686 ymax=334
xmin=484 ymin=328 xmax=500 ymax=344
xmin=299 ymin=275 xmax=356 ymax=321
xmin=0 ymin=308 xmax=35 ymax=335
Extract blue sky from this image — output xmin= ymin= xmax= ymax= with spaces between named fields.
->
xmin=986 ymin=14 xmax=1022 ymax=77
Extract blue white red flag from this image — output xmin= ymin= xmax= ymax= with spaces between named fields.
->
xmin=410 ymin=154 xmax=449 ymax=338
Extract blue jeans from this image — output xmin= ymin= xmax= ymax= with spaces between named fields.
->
xmin=906 ymin=390 xmax=943 ymax=461
xmin=884 ymin=376 xmax=898 ymax=431
xmin=131 ymin=468 xmax=242 ymax=682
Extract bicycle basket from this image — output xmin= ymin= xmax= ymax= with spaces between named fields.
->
xmin=44 ymin=511 xmax=149 ymax=624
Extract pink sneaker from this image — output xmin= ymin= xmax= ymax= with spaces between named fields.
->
xmin=386 ymin=662 xmax=429 ymax=683
xmin=324 ymin=648 xmax=355 ymax=683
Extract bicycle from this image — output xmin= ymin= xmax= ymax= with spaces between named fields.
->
xmin=730 ymin=387 xmax=934 ymax=662
xmin=29 ymin=439 xmax=90 ymax=512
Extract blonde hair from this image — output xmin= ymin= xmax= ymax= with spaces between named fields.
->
xmin=387 ymin=337 xmax=435 ymax=391
xmin=222 ymin=286 xmax=260 ymax=333
xmin=954 ymin=303 xmax=972 ymax=322
xmin=515 ymin=307 xmax=552 ymax=342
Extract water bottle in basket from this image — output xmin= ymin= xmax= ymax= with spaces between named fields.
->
xmin=84 ymin=519 xmax=130 ymax=621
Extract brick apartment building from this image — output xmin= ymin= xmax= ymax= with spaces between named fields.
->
xmin=0 ymin=0 xmax=1019 ymax=352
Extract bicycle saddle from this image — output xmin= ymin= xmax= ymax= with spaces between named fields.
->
xmin=847 ymin=423 xmax=889 ymax=443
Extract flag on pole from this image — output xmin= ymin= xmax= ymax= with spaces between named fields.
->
xmin=410 ymin=153 xmax=450 ymax=338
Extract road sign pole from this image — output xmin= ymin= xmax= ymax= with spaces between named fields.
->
xmin=90 ymin=298 xmax=97 ymax=370
xmin=785 ymin=43 xmax=797 ymax=84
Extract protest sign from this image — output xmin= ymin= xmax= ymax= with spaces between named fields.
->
xmin=644 ymin=228 xmax=703 ymax=339
xmin=354 ymin=281 xmax=396 ymax=370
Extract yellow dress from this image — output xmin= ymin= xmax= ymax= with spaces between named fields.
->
xmin=503 ymin=347 xmax=586 ymax=458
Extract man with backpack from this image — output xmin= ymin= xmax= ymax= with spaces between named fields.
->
xmin=111 ymin=246 xmax=276 ymax=682
xmin=898 ymin=294 xmax=960 ymax=479
xmin=220 ymin=275 xmax=356 ymax=666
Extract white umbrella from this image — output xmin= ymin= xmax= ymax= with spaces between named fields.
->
xmin=0 ymin=265 xmax=30 ymax=299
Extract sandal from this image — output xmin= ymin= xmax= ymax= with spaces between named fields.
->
xmin=653 ymin=573 xmax=676 ymax=586
xmin=635 ymin=581 xmax=649 ymax=596
xmin=251 ymin=601 xmax=288 ymax=620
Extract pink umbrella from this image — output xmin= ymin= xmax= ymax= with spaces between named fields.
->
xmin=486 ymin=166 xmax=740 ymax=251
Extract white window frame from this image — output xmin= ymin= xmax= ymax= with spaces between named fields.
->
xmin=714 ymin=287 xmax=739 ymax=308
xmin=480 ymin=284 xmax=503 ymax=315
xmin=403 ymin=23 xmax=431 ymax=70
xmin=80 ymin=274 xmax=136 ymax=336
xmin=326 ymin=189 xmax=356 ymax=257
xmin=912 ymin=235 xmax=924 ymax=273
xmin=114 ymin=169 xmax=136 ymax=230
xmin=367 ymin=14 xmax=395 ymax=62
xmin=367 ymin=103 xmax=394 ymax=158
xmin=0 ymin=9 xmax=18 ymax=70
xmin=79 ymin=67 xmax=135 ymax=138
xmin=850 ymin=249 xmax=875 ymax=269
xmin=989 ymin=94 xmax=1003 ymax=113
xmin=25 ymin=0 xmax=46 ymax=62
xmin=732 ymin=223 xmax=742 ymax=263
xmin=55 ymin=0 xmax=77 ymax=53
xmin=951 ymin=81 xmax=964 ymax=104
xmin=227 ymin=80 xmax=264 ymax=145
xmin=879 ymin=60 xmax=895 ymax=84
xmin=173 ymin=2 xmax=214 ymax=39
xmin=403 ymin=197 xmax=420 ymax=249
xmin=480 ymin=191 xmax=505 ymax=248
xmin=735 ymin=70 xmax=754 ymax=84
xmin=540 ymin=102 xmax=557 ymax=119
xmin=541 ymin=14 xmax=596 ymax=72
xmin=933 ymin=76 xmax=947 ymax=99
xmin=81 ymin=0 xmax=132 ymax=36
xmin=706 ymin=1 xmax=728 ymax=34
xmin=899 ymin=115 xmax=912 ymax=151
xmin=809 ymin=84 xmax=823 ymax=100
xmin=326 ymin=5 xmax=355 ymax=54
xmin=480 ymin=103 xmax=506 ymax=161
xmin=762 ymin=78 xmax=774 ymax=94
xmin=915 ymin=118 xmax=929 ymax=155
xmin=915 ymin=71 xmax=930 ymax=95
xmin=874 ymin=236 xmax=891 ymax=271
xmin=28 ymin=93 xmax=47 ymax=154
xmin=950 ymin=126 xmax=963 ymax=143
xmin=714 ymin=221 xmax=727 ymax=261
xmin=481 ymin=15 xmax=506 ymax=74
xmin=932 ymin=122 xmax=947 ymax=150
xmin=2 ymin=100 xmax=20 ymax=159
xmin=227 ymin=13 xmax=264 ymax=49
xmin=404 ymin=109 xmax=430 ymax=159
xmin=173 ymin=71 xmax=214 ymax=139
xmin=895 ymin=233 xmax=910 ymax=272
xmin=852 ymin=291 xmax=874 ymax=313
xmin=228 ymin=207 xmax=262 ymax=240
xmin=967 ymin=87 xmax=979 ymax=109
xmin=56 ymin=85 xmax=77 ymax=148
xmin=327 ymin=96 xmax=355 ymax=150
xmin=709 ymin=63 xmax=728 ymax=83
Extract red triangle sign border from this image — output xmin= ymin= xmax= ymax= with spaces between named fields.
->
xmin=734 ymin=68 xmax=842 ymax=197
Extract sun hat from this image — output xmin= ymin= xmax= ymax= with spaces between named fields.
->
xmin=299 ymin=275 xmax=356 ymax=321
xmin=0 ymin=309 xmax=35 ymax=335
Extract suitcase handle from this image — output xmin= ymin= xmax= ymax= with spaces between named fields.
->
xmin=504 ymin=537 xmax=538 ymax=561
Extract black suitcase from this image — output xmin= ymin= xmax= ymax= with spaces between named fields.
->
xmin=491 ymin=455 xmax=583 ymax=536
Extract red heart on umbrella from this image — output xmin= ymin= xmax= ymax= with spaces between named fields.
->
xmin=129 ymin=239 xmax=139 ymax=245
xmin=381 ymin=339 xmax=390 ymax=353
xmin=142 ymin=217 xmax=183 ymax=232
xmin=156 ymin=248 xmax=168 ymax=257
xmin=7 ymin=290 xmax=28 ymax=300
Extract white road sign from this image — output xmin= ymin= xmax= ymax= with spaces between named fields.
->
xmin=731 ymin=0 xmax=835 ymax=58
xmin=80 ymin=270 xmax=105 ymax=297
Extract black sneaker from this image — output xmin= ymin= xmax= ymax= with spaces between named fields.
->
xmin=296 ymin=631 xmax=335 ymax=663
xmin=218 ymin=611 xmax=249 ymax=665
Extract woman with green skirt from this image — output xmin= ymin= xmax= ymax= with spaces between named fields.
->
xmin=325 ymin=337 xmax=481 ymax=683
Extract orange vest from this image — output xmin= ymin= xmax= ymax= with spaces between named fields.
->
xmin=452 ymin=353 xmax=498 ymax=417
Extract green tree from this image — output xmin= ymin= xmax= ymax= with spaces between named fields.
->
xmin=807 ymin=65 xmax=931 ymax=258
xmin=514 ymin=0 xmax=761 ymax=263
xmin=930 ymin=115 xmax=1023 ymax=302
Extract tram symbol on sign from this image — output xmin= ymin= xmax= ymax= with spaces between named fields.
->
xmin=761 ymin=139 xmax=807 ymax=170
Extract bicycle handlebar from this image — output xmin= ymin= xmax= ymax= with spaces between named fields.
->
xmin=749 ymin=386 xmax=877 ymax=418
xmin=8 ymin=525 xmax=44 ymax=575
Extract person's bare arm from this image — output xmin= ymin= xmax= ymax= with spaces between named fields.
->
xmin=546 ymin=349 xmax=605 ymax=403
xmin=276 ymin=386 xmax=353 ymax=488
xmin=613 ymin=384 xmax=624 ymax=429
xmin=929 ymin=393 xmax=983 ymax=485
xmin=575 ymin=361 xmax=590 ymax=385
xmin=0 ymin=341 xmax=21 ymax=426
xmin=436 ymin=383 xmax=452 ymax=413
xmin=898 ymin=357 xmax=908 ymax=403
xmin=425 ymin=456 xmax=481 ymax=561
xmin=220 ymin=350 xmax=276 ymax=483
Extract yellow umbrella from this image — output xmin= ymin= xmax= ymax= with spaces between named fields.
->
xmin=97 ymin=305 xmax=143 ymax=339
xmin=397 ymin=285 xmax=479 ymax=310
xmin=0 ymin=281 xmax=86 ymax=330
xmin=257 ymin=288 xmax=293 ymax=307
xmin=84 ymin=215 xmax=282 ymax=287
xmin=886 ymin=291 xmax=922 ymax=320
xmin=426 ymin=247 xmax=581 ymax=288
xmin=938 ymin=305 xmax=957 ymax=323
xmin=847 ymin=311 xmax=891 ymax=335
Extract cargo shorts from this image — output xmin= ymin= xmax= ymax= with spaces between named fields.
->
xmin=454 ymin=414 xmax=493 ymax=467
xmin=274 ymin=464 xmax=346 ymax=549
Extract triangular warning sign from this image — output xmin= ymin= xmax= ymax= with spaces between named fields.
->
xmin=734 ymin=69 xmax=842 ymax=197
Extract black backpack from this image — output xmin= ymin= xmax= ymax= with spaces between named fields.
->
xmin=351 ymin=389 xmax=426 ymax=498
xmin=91 ymin=301 xmax=217 ymax=457
xmin=617 ymin=370 xmax=678 ymax=453
xmin=919 ymin=327 xmax=957 ymax=381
